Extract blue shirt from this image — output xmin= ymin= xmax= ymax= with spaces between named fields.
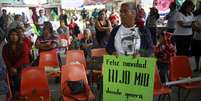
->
xmin=0 ymin=56 xmax=8 ymax=95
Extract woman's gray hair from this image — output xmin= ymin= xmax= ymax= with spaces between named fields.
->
xmin=121 ymin=2 xmax=137 ymax=14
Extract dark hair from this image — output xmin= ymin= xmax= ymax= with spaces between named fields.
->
xmin=2 ymin=9 xmax=6 ymax=13
xmin=98 ymin=9 xmax=106 ymax=17
xmin=43 ymin=21 xmax=54 ymax=33
xmin=16 ymin=26 xmax=25 ymax=32
xmin=121 ymin=2 xmax=137 ymax=14
xmin=7 ymin=28 xmax=22 ymax=43
xmin=14 ymin=14 xmax=21 ymax=20
xmin=6 ymin=28 xmax=24 ymax=60
xmin=179 ymin=0 xmax=194 ymax=16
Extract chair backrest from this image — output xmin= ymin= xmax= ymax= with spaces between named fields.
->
xmin=66 ymin=50 xmax=86 ymax=68
xmin=20 ymin=67 xmax=50 ymax=100
xmin=169 ymin=56 xmax=192 ymax=81
xmin=91 ymin=48 xmax=107 ymax=57
xmin=39 ymin=49 xmax=60 ymax=68
xmin=61 ymin=64 xmax=89 ymax=96
xmin=154 ymin=67 xmax=163 ymax=90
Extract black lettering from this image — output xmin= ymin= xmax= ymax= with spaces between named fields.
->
xmin=108 ymin=69 xmax=111 ymax=82
xmin=115 ymin=70 xmax=118 ymax=83
xmin=125 ymin=71 xmax=130 ymax=84
xmin=134 ymin=72 xmax=149 ymax=87
xmin=112 ymin=69 xmax=115 ymax=82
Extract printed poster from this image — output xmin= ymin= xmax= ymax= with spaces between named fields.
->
xmin=103 ymin=55 xmax=156 ymax=101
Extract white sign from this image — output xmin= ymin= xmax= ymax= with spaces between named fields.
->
xmin=61 ymin=0 xmax=84 ymax=9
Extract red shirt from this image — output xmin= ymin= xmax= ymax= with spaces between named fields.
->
xmin=3 ymin=42 xmax=30 ymax=69
xmin=136 ymin=8 xmax=146 ymax=28
xmin=155 ymin=32 xmax=176 ymax=63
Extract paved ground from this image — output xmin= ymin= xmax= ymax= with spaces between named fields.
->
xmin=49 ymin=56 xmax=201 ymax=101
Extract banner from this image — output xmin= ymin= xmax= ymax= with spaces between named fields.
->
xmin=84 ymin=0 xmax=112 ymax=5
xmin=103 ymin=55 xmax=156 ymax=101
xmin=61 ymin=0 xmax=84 ymax=9
xmin=0 ymin=0 xmax=15 ymax=3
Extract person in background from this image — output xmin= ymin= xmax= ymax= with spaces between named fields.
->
xmin=80 ymin=29 xmax=93 ymax=61
xmin=173 ymin=0 xmax=194 ymax=56
xmin=146 ymin=7 xmax=160 ymax=45
xmin=81 ymin=8 xmax=89 ymax=20
xmin=16 ymin=27 xmax=33 ymax=61
xmin=95 ymin=9 xmax=112 ymax=47
xmin=92 ymin=8 xmax=99 ymax=19
xmin=106 ymin=2 xmax=141 ymax=55
xmin=68 ymin=18 xmax=80 ymax=37
xmin=57 ymin=20 xmax=69 ymax=35
xmin=21 ymin=12 xmax=29 ymax=25
xmin=3 ymin=29 xmax=30 ymax=99
xmin=0 ymin=38 xmax=8 ymax=101
xmin=0 ymin=9 xmax=8 ymax=32
xmin=191 ymin=10 xmax=201 ymax=72
xmin=136 ymin=4 xmax=146 ymax=28
xmin=155 ymin=32 xmax=176 ymax=83
xmin=193 ymin=1 xmax=201 ymax=16
xmin=8 ymin=14 xmax=24 ymax=30
xmin=109 ymin=8 xmax=120 ymax=27
xmin=35 ymin=21 xmax=59 ymax=53
xmin=38 ymin=9 xmax=48 ymax=35
xmin=32 ymin=8 xmax=38 ymax=30
xmin=165 ymin=2 xmax=178 ymax=33
xmin=59 ymin=10 xmax=68 ymax=26
xmin=87 ymin=18 xmax=96 ymax=35
xmin=7 ymin=13 xmax=14 ymax=29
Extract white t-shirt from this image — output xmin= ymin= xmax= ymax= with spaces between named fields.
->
xmin=193 ymin=15 xmax=201 ymax=41
xmin=174 ymin=12 xmax=194 ymax=36
xmin=38 ymin=15 xmax=48 ymax=25
xmin=114 ymin=25 xmax=141 ymax=55
xmin=166 ymin=10 xmax=178 ymax=29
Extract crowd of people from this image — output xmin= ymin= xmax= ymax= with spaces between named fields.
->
xmin=0 ymin=0 xmax=201 ymax=100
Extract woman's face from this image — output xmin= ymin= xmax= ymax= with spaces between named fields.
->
xmin=9 ymin=32 xmax=19 ymax=43
xmin=186 ymin=4 xmax=194 ymax=13
xmin=99 ymin=12 xmax=106 ymax=20
xmin=120 ymin=5 xmax=136 ymax=27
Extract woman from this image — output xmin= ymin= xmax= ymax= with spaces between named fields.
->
xmin=35 ymin=21 xmax=59 ymax=53
xmin=106 ymin=2 xmax=141 ymax=55
xmin=173 ymin=0 xmax=194 ymax=56
xmin=95 ymin=9 xmax=112 ymax=47
xmin=3 ymin=29 xmax=30 ymax=98
xmin=146 ymin=7 xmax=160 ymax=45
xmin=191 ymin=9 xmax=201 ymax=72
xmin=57 ymin=19 xmax=69 ymax=35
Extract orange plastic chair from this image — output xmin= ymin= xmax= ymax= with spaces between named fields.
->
xmin=154 ymin=67 xmax=172 ymax=101
xmin=90 ymin=48 xmax=107 ymax=83
xmin=66 ymin=50 xmax=87 ymax=69
xmin=169 ymin=56 xmax=201 ymax=101
xmin=39 ymin=49 xmax=61 ymax=77
xmin=20 ymin=67 xmax=50 ymax=101
xmin=61 ymin=64 xmax=95 ymax=101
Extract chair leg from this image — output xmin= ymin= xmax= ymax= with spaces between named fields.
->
xmin=161 ymin=95 xmax=166 ymax=101
xmin=183 ymin=90 xmax=191 ymax=101
xmin=168 ymin=94 xmax=171 ymax=101
xmin=178 ymin=88 xmax=181 ymax=101
xmin=158 ymin=95 xmax=162 ymax=101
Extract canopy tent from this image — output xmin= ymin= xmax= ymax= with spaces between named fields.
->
xmin=61 ymin=0 xmax=84 ymax=9
xmin=0 ymin=0 xmax=16 ymax=3
xmin=84 ymin=0 xmax=112 ymax=5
